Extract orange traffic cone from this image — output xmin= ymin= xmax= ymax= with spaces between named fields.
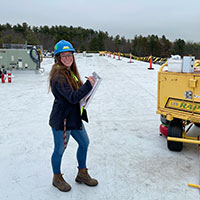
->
xmin=148 ymin=54 xmax=154 ymax=70
xmin=118 ymin=52 xmax=121 ymax=60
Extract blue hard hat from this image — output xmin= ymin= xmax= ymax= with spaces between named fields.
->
xmin=54 ymin=40 xmax=75 ymax=56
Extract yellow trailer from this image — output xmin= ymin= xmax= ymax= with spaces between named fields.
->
xmin=157 ymin=61 xmax=200 ymax=151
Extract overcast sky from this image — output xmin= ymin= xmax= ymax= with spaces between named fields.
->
xmin=0 ymin=0 xmax=200 ymax=42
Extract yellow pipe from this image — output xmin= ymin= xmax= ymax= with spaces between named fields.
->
xmin=159 ymin=61 xmax=168 ymax=71
xmin=183 ymin=131 xmax=199 ymax=140
xmin=188 ymin=183 xmax=200 ymax=189
xmin=167 ymin=137 xmax=200 ymax=144
xmin=188 ymin=142 xmax=200 ymax=190
xmin=185 ymin=136 xmax=200 ymax=140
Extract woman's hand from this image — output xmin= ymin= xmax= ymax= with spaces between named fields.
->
xmin=88 ymin=76 xmax=95 ymax=86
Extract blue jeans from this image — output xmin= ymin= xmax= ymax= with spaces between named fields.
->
xmin=51 ymin=123 xmax=89 ymax=174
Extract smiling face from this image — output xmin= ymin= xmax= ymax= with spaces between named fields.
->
xmin=60 ymin=51 xmax=74 ymax=68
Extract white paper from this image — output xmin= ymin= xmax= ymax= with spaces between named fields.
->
xmin=80 ymin=72 xmax=102 ymax=109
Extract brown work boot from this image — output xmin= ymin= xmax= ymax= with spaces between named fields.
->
xmin=52 ymin=173 xmax=71 ymax=192
xmin=75 ymin=168 xmax=98 ymax=186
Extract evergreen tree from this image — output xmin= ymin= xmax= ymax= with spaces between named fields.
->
xmin=0 ymin=22 xmax=200 ymax=58
xmin=172 ymin=39 xmax=185 ymax=56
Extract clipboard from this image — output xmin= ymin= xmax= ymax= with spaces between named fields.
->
xmin=80 ymin=72 xmax=102 ymax=109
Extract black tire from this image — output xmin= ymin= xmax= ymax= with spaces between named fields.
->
xmin=194 ymin=123 xmax=200 ymax=128
xmin=167 ymin=120 xmax=183 ymax=152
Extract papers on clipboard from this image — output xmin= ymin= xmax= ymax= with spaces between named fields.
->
xmin=80 ymin=72 xmax=102 ymax=109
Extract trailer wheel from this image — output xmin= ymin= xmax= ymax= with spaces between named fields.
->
xmin=167 ymin=120 xmax=183 ymax=152
xmin=194 ymin=123 xmax=200 ymax=128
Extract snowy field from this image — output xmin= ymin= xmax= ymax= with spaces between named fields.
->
xmin=0 ymin=54 xmax=200 ymax=200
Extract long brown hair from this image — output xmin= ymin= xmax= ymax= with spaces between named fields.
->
xmin=49 ymin=54 xmax=83 ymax=91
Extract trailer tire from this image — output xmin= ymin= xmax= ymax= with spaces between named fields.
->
xmin=167 ymin=120 xmax=183 ymax=152
xmin=194 ymin=123 xmax=200 ymax=128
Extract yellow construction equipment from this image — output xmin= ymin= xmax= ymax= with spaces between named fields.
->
xmin=99 ymin=51 xmax=106 ymax=56
xmin=157 ymin=58 xmax=200 ymax=190
xmin=157 ymin=58 xmax=200 ymax=151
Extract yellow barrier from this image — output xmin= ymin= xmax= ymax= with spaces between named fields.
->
xmin=105 ymin=52 xmax=167 ymax=65
xmin=99 ymin=51 xmax=106 ymax=56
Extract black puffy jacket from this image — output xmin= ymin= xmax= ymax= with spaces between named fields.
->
xmin=49 ymin=74 xmax=92 ymax=130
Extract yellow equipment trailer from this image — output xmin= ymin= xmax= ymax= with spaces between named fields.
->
xmin=157 ymin=59 xmax=200 ymax=151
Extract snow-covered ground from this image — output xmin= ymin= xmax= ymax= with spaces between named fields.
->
xmin=0 ymin=54 xmax=200 ymax=200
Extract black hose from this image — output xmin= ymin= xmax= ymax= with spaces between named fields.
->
xmin=30 ymin=48 xmax=40 ymax=63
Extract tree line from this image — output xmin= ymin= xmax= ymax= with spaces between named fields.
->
xmin=0 ymin=22 xmax=200 ymax=58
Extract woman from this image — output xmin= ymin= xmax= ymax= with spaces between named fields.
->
xmin=49 ymin=40 xmax=98 ymax=192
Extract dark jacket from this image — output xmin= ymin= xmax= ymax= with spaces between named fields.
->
xmin=49 ymin=74 xmax=92 ymax=130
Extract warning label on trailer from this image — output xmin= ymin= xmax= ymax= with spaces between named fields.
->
xmin=165 ymin=98 xmax=200 ymax=114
